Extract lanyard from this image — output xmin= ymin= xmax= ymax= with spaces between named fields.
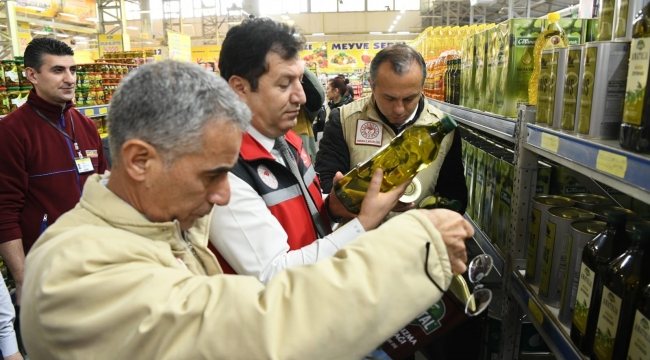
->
xmin=30 ymin=105 xmax=83 ymax=158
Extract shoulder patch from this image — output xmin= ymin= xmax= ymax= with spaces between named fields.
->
xmin=257 ymin=165 xmax=278 ymax=189
xmin=355 ymin=119 xmax=383 ymax=147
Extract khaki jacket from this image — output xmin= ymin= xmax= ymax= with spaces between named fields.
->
xmin=339 ymin=96 xmax=455 ymax=206
xmin=21 ymin=174 xmax=453 ymax=360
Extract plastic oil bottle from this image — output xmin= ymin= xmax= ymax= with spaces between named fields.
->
xmin=528 ymin=12 xmax=570 ymax=105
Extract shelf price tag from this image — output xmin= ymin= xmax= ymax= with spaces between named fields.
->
xmin=541 ymin=133 xmax=560 ymax=153
xmin=99 ymin=106 xmax=108 ymax=115
xmin=596 ymin=150 xmax=627 ymax=178
xmin=83 ymin=109 xmax=95 ymax=117
xmin=528 ymin=298 xmax=544 ymax=325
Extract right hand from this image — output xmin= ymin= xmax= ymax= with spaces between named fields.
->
xmin=419 ymin=209 xmax=473 ymax=275
xmin=356 ymin=168 xmax=412 ymax=231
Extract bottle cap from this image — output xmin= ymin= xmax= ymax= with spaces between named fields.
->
xmin=399 ymin=177 xmax=421 ymax=203
xmin=439 ymin=115 xmax=458 ymax=132
xmin=606 ymin=209 xmax=628 ymax=225
xmin=632 ymin=224 xmax=650 ymax=242
xmin=548 ymin=12 xmax=560 ymax=22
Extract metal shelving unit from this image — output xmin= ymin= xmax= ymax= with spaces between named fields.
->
xmin=0 ymin=104 xmax=109 ymax=120
xmin=464 ymin=214 xmax=504 ymax=276
xmin=427 ymin=99 xmax=516 ymax=142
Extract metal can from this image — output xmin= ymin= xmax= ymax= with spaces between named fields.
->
xmin=526 ymin=195 xmax=575 ymax=286
xmin=559 ymin=220 xmax=606 ymax=325
xmin=551 ymin=47 xmax=568 ymax=129
xmin=577 ymin=41 xmax=630 ymax=139
xmin=591 ymin=205 xmax=636 ymax=222
xmin=568 ymin=194 xmax=613 ymax=211
xmin=538 ymin=207 xmax=595 ymax=307
xmin=560 ymin=45 xmax=585 ymax=131
xmin=535 ymin=49 xmax=555 ymax=125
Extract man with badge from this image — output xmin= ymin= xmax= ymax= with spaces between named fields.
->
xmin=210 ymin=18 xmax=406 ymax=283
xmin=0 ymin=38 xmax=108 ymax=304
xmin=316 ymin=44 xmax=467 ymax=212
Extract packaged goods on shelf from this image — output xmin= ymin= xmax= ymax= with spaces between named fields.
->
xmin=558 ymin=18 xmax=586 ymax=45
xmin=549 ymin=165 xmax=588 ymax=196
xmin=597 ymin=0 xmax=616 ymax=41
xmin=493 ymin=21 xmax=509 ymax=115
xmin=474 ymin=30 xmax=488 ymax=111
xmin=460 ymin=35 xmax=475 ymax=108
xmin=485 ymin=27 xmax=498 ymax=113
xmin=535 ymin=49 xmax=555 ymax=125
xmin=529 ymin=13 xmax=569 ymax=106
xmin=569 ymin=194 xmax=614 ymax=211
xmin=494 ymin=151 xmax=515 ymax=253
xmin=627 ymin=284 xmax=650 ymax=359
xmin=549 ymin=47 xmax=568 ymax=129
xmin=560 ymin=45 xmax=585 ymax=131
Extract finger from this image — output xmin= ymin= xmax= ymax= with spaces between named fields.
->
xmin=365 ymin=168 xmax=384 ymax=198
xmin=451 ymin=258 xmax=467 ymax=275
xmin=332 ymin=171 xmax=344 ymax=184
xmin=462 ymin=219 xmax=475 ymax=238
xmin=393 ymin=176 xmax=413 ymax=194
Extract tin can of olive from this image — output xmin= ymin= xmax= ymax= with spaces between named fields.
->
xmin=560 ymin=45 xmax=584 ymax=131
xmin=568 ymin=194 xmax=613 ymax=211
xmin=538 ymin=207 xmax=594 ymax=307
xmin=526 ymin=196 xmax=575 ymax=286
xmin=551 ymin=47 xmax=568 ymax=130
xmin=577 ymin=41 xmax=630 ymax=139
xmin=559 ymin=220 xmax=606 ymax=325
xmin=535 ymin=49 xmax=555 ymax=125
xmin=591 ymin=205 xmax=636 ymax=222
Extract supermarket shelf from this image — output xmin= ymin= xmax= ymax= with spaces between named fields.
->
xmin=427 ymin=98 xmax=516 ymax=143
xmin=0 ymin=104 xmax=109 ymax=120
xmin=509 ymin=271 xmax=586 ymax=360
xmin=525 ymin=124 xmax=650 ymax=204
xmin=464 ymin=214 xmax=504 ymax=276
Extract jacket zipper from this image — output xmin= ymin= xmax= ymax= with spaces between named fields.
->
xmin=60 ymin=109 xmax=82 ymax=195
xmin=40 ymin=214 xmax=48 ymax=235
xmin=177 ymin=226 xmax=207 ymax=274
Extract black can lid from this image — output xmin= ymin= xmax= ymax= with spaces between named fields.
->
xmin=632 ymin=224 xmax=650 ymax=242
xmin=606 ymin=209 xmax=628 ymax=225
xmin=440 ymin=115 xmax=458 ymax=132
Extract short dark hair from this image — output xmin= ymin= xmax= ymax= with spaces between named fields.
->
xmin=219 ymin=18 xmax=305 ymax=91
xmin=328 ymin=78 xmax=347 ymax=97
xmin=24 ymin=38 xmax=74 ymax=72
xmin=369 ymin=44 xmax=426 ymax=88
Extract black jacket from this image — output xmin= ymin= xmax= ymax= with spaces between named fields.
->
xmin=315 ymin=97 xmax=468 ymax=213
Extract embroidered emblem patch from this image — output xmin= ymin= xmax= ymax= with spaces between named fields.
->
xmin=257 ymin=165 xmax=278 ymax=189
xmin=355 ymin=119 xmax=383 ymax=146
xmin=299 ymin=148 xmax=312 ymax=166
xmin=85 ymin=150 xmax=98 ymax=158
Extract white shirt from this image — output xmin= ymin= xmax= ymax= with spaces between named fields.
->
xmin=209 ymin=125 xmax=366 ymax=284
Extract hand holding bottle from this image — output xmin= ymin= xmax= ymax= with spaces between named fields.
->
xmin=419 ymin=209 xmax=473 ymax=275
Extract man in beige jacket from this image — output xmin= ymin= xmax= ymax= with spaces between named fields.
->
xmin=20 ymin=60 xmax=473 ymax=360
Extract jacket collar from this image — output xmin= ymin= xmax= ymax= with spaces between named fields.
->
xmin=26 ymin=88 xmax=73 ymax=118
xmin=239 ymin=126 xmax=303 ymax=162
xmin=372 ymin=94 xmax=425 ymax=134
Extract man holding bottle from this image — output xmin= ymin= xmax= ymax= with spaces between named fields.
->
xmin=316 ymin=44 xmax=467 ymax=213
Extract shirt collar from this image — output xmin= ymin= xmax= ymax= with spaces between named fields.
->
xmin=246 ymin=124 xmax=276 ymax=154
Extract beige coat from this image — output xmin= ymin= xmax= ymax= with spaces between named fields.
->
xmin=339 ymin=96 xmax=455 ymax=205
xmin=21 ymin=174 xmax=453 ymax=360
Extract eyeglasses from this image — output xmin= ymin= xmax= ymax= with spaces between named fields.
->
xmin=425 ymin=243 xmax=494 ymax=317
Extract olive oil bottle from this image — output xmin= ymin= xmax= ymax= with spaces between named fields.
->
xmin=620 ymin=3 xmax=650 ymax=153
xmin=627 ymin=284 xmax=650 ymax=359
xmin=571 ymin=210 xmax=631 ymax=356
xmin=334 ymin=116 xmax=458 ymax=214
xmin=592 ymin=225 xmax=650 ymax=360
xmin=529 ymin=12 xmax=570 ymax=104
xmin=418 ymin=195 xmax=463 ymax=212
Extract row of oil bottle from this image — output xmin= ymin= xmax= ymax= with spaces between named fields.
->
xmin=461 ymin=126 xmax=650 ymax=360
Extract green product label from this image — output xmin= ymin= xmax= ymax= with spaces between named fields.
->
xmin=539 ymin=220 xmax=557 ymax=296
xmin=475 ymin=33 xmax=487 ymax=110
xmin=410 ymin=300 xmax=446 ymax=335
xmin=627 ymin=311 xmax=650 ymax=360
xmin=482 ymin=155 xmax=496 ymax=232
xmin=562 ymin=49 xmax=582 ymax=130
xmin=466 ymin=145 xmax=476 ymax=218
xmin=559 ymin=19 xmax=585 ymax=45
xmin=594 ymin=286 xmax=622 ymax=360
xmin=579 ymin=46 xmax=597 ymax=133
xmin=560 ymin=234 xmax=574 ymax=310
xmin=474 ymin=152 xmax=486 ymax=222
xmin=536 ymin=52 xmax=555 ymax=124
xmin=623 ymin=38 xmax=649 ymax=126
xmin=597 ymin=0 xmax=615 ymax=41
xmin=615 ymin=0 xmax=629 ymax=38
xmin=573 ymin=262 xmax=595 ymax=334
xmin=495 ymin=25 xmax=509 ymax=115
xmin=548 ymin=51 xmax=559 ymax=123
xmin=526 ymin=208 xmax=542 ymax=278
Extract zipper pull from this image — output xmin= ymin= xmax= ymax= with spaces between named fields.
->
xmin=40 ymin=214 xmax=48 ymax=235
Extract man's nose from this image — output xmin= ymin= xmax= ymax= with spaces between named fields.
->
xmin=207 ymin=179 xmax=231 ymax=206
xmin=291 ymin=79 xmax=306 ymax=105
xmin=394 ymin=100 xmax=405 ymax=114
xmin=64 ymin=70 xmax=75 ymax=84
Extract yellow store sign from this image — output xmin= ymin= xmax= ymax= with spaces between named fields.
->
xmin=167 ymin=31 xmax=191 ymax=62
xmin=16 ymin=22 xmax=32 ymax=54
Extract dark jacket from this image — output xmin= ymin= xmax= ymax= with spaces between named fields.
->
xmin=315 ymin=96 xmax=468 ymax=213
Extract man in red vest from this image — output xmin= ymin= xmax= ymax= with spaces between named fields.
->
xmin=210 ymin=18 xmax=407 ymax=282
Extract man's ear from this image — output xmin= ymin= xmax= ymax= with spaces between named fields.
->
xmin=25 ymin=67 xmax=39 ymax=85
xmin=228 ymin=75 xmax=250 ymax=103
xmin=119 ymin=139 xmax=163 ymax=182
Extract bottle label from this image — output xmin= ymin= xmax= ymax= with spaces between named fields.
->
xmin=594 ymin=285 xmax=622 ymax=360
xmin=536 ymin=51 xmax=555 ymax=125
xmin=562 ymin=49 xmax=582 ymax=130
xmin=573 ymin=262 xmax=595 ymax=333
xmin=579 ymin=46 xmax=597 ymax=133
xmin=622 ymin=38 xmax=649 ymax=126
xmin=526 ymin=208 xmax=542 ymax=278
xmin=627 ymin=310 xmax=650 ymax=360
xmin=539 ymin=220 xmax=557 ymax=296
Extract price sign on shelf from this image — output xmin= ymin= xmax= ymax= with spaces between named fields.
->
xmin=540 ymin=133 xmax=560 ymax=153
xmin=98 ymin=34 xmax=125 ymax=57
xmin=596 ymin=150 xmax=627 ymax=178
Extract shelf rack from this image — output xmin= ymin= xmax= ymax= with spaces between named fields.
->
xmin=0 ymin=104 xmax=109 ymax=119
xmin=427 ymin=99 xmax=516 ymax=142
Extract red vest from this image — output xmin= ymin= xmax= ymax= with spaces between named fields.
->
xmin=211 ymin=131 xmax=331 ymax=274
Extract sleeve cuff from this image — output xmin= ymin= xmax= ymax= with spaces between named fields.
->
xmin=0 ymin=332 xmax=19 ymax=357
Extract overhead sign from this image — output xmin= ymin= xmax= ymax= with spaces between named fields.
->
xmin=98 ymin=34 xmax=128 ymax=57
xmin=16 ymin=0 xmax=97 ymax=24
xmin=167 ymin=31 xmax=191 ymax=62
xmin=191 ymin=45 xmax=221 ymax=65
xmin=325 ymin=41 xmax=407 ymax=73
xmin=300 ymin=42 xmax=327 ymax=69
xmin=16 ymin=21 xmax=32 ymax=54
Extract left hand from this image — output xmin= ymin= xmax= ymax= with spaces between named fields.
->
xmin=392 ymin=201 xmax=415 ymax=212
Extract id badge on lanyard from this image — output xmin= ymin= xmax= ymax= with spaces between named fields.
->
xmin=73 ymin=142 xmax=94 ymax=174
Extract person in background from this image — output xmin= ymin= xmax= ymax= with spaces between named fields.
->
xmin=20 ymin=59 xmax=472 ymax=360
xmin=325 ymin=76 xmax=353 ymax=120
xmin=211 ymin=17 xmax=407 ymax=283
xmin=0 ymin=281 xmax=21 ymax=360
xmin=338 ymin=73 xmax=355 ymax=100
xmin=290 ymin=65 xmax=324 ymax=162
xmin=0 ymin=38 xmax=108 ymax=304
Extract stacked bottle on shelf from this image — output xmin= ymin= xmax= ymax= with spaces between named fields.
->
xmin=0 ymin=56 xmax=33 ymax=115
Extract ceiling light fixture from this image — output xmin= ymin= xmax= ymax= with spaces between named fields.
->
xmin=85 ymin=17 xmax=98 ymax=22
xmin=369 ymin=31 xmax=382 ymax=35
xmin=75 ymin=41 xmax=88 ymax=45
xmin=58 ymin=12 xmax=78 ymax=18
xmin=397 ymin=31 xmax=410 ymax=34
xmin=281 ymin=15 xmax=290 ymax=20
xmin=396 ymin=15 xmax=402 ymax=19
xmin=55 ymin=33 xmax=70 ymax=38
xmin=126 ymin=26 xmax=139 ymax=30
xmin=311 ymin=32 xmax=324 ymax=36
xmin=33 ymin=30 xmax=50 ymax=35
xmin=73 ymin=36 xmax=87 ymax=40
xmin=23 ymin=6 xmax=45 ymax=12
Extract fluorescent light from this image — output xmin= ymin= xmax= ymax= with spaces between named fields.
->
xmin=397 ymin=15 xmax=402 ymax=19
xmin=286 ymin=20 xmax=295 ymax=25
xmin=281 ymin=15 xmax=290 ymax=20
xmin=183 ymin=24 xmax=193 ymax=26
xmin=139 ymin=10 xmax=152 ymax=13
xmin=59 ymin=12 xmax=78 ymax=18
xmin=73 ymin=36 xmax=87 ymax=40
xmin=369 ymin=31 xmax=382 ymax=35
xmin=126 ymin=26 xmax=139 ymax=30
xmin=33 ymin=30 xmax=50 ymax=35
xmin=388 ymin=29 xmax=393 ymax=33
xmin=55 ymin=33 xmax=70 ymax=38
xmin=393 ymin=20 xmax=397 ymax=25
xmin=311 ymin=32 xmax=324 ymax=36
xmin=75 ymin=41 xmax=88 ymax=45
xmin=23 ymin=6 xmax=45 ymax=12
xmin=88 ymin=39 xmax=97 ymax=42
xmin=397 ymin=31 xmax=410 ymax=35
xmin=85 ymin=17 xmax=98 ymax=22
xmin=0 ymin=24 xmax=6 ymax=28
xmin=400 ymin=9 xmax=406 ymax=14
